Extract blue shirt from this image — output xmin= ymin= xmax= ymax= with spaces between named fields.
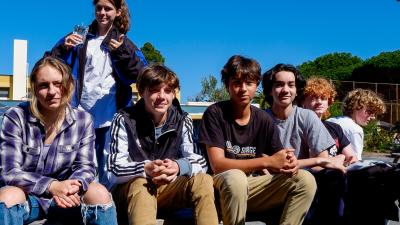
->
xmin=0 ymin=102 xmax=96 ymax=211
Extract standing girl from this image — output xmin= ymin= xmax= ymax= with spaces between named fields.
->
xmin=49 ymin=0 xmax=147 ymax=181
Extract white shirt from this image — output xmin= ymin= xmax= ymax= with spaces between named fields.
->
xmin=80 ymin=35 xmax=117 ymax=128
xmin=327 ymin=116 xmax=364 ymax=160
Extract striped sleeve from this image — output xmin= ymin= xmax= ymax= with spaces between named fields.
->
xmin=105 ymin=113 xmax=148 ymax=189
xmin=179 ymin=115 xmax=208 ymax=176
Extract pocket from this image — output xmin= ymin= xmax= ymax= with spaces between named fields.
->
xmin=54 ymin=143 xmax=79 ymax=171
xmin=21 ymin=144 xmax=40 ymax=170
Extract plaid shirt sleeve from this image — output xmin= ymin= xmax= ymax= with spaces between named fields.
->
xmin=68 ymin=110 xmax=96 ymax=192
xmin=0 ymin=108 xmax=55 ymax=195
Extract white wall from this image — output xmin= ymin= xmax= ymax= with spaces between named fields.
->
xmin=12 ymin=39 xmax=28 ymax=100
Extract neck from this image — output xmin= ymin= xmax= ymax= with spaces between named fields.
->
xmin=272 ymin=103 xmax=293 ymax=120
xmin=41 ymin=108 xmax=65 ymax=131
xmin=231 ymin=101 xmax=251 ymax=126
xmin=152 ymin=112 xmax=167 ymax=127
xmin=98 ymin=24 xmax=112 ymax=36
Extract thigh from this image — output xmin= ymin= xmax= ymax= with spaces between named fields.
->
xmin=157 ymin=176 xmax=191 ymax=210
xmin=247 ymin=173 xmax=294 ymax=213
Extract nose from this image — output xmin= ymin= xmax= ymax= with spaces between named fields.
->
xmin=157 ymin=90 xmax=166 ymax=99
xmin=48 ymin=84 xmax=57 ymax=95
xmin=239 ymin=82 xmax=247 ymax=92
xmin=99 ymin=7 xmax=106 ymax=14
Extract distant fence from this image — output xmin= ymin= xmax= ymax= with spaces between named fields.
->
xmin=332 ymin=80 xmax=400 ymax=124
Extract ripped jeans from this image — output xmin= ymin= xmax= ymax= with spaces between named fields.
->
xmin=0 ymin=195 xmax=117 ymax=225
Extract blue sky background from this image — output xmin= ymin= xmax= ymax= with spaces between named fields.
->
xmin=1 ymin=0 xmax=400 ymax=102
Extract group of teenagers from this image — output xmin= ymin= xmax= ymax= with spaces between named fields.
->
xmin=1 ymin=0 xmax=400 ymax=225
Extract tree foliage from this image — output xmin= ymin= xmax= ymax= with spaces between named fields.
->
xmin=351 ymin=50 xmax=400 ymax=83
xmin=191 ymin=75 xmax=229 ymax=102
xmin=140 ymin=42 xmax=165 ymax=64
xmin=298 ymin=52 xmax=363 ymax=80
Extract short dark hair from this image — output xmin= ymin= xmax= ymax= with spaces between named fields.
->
xmin=262 ymin=63 xmax=306 ymax=105
xmin=136 ymin=64 xmax=180 ymax=95
xmin=221 ymin=55 xmax=261 ymax=88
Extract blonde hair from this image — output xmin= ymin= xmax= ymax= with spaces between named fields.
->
xmin=29 ymin=57 xmax=74 ymax=124
xmin=342 ymin=88 xmax=386 ymax=117
xmin=303 ymin=77 xmax=337 ymax=119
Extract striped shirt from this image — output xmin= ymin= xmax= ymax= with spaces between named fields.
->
xmin=0 ymin=102 xmax=96 ymax=211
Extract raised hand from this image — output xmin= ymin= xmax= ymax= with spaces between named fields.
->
xmin=64 ymin=33 xmax=84 ymax=49
xmin=109 ymin=34 xmax=125 ymax=51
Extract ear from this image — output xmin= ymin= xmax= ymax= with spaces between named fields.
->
xmin=116 ymin=9 xmax=122 ymax=17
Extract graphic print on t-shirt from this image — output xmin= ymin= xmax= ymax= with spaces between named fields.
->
xmin=226 ymin=140 xmax=256 ymax=159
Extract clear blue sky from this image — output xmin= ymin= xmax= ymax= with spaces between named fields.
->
xmin=1 ymin=0 xmax=400 ymax=102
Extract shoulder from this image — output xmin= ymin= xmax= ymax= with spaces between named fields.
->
xmin=204 ymin=101 xmax=226 ymax=116
xmin=251 ymin=105 xmax=275 ymax=122
xmin=69 ymin=107 xmax=93 ymax=126
xmin=4 ymin=102 xmax=30 ymax=120
xmin=295 ymin=106 xmax=318 ymax=119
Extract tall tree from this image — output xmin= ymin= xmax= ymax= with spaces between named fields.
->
xmin=298 ymin=52 xmax=363 ymax=80
xmin=140 ymin=42 xmax=165 ymax=63
xmin=191 ymin=75 xmax=229 ymax=102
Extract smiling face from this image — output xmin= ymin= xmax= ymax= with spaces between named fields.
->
xmin=35 ymin=66 xmax=63 ymax=114
xmin=302 ymin=95 xmax=329 ymax=118
xmin=271 ymin=71 xmax=297 ymax=108
xmin=94 ymin=0 xmax=121 ymax=32
xmin=227 ymin=77 xmax=258 ymax=107
xmin=141 ymin=83 xmax=175 ymax=123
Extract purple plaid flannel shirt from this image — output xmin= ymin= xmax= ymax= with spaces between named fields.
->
xmin=0 ymin=102 xmax=96 ymax=211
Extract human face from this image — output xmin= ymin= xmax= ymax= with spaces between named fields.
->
xmin=227 ymin=77 xmax=258 ymax=107
xmin=35 ymin=66 xmax=63 ymax=114
xmin=95 ymin=0 xmax=120 ymax=32
xmin=352 ymin=107 xmax=375 ymax=126
xmin=271 ymin=71 xmax=297 ymax=108
xmin=142 ymin=83 xmax=175 ymax=122
xmin=303 ymin=95 xmax=329 ymax=118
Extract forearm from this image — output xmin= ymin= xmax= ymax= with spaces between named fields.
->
xmin=210 ymin=157 xmax=269 ymax=174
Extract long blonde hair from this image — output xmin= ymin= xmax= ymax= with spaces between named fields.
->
xmin=29 ymin=57 xmax=74 ymax=124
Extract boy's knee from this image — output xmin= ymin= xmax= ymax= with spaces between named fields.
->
xmin=83 ymin=182 xmax=112 ymax=205
xmin=294 ymin=170 xmax=317 ymax=196
xmin=216 ymin=169 xmax=248 ymax=196
xmin=0 ymin=186 xmax=26 ymax=207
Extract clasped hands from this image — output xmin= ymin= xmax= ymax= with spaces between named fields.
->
xmin=267 ymin=148 xmax=299 ymax=177
xmin=48 ymin=179 xmax=82 ymax=208
xmin=144 ymin=159 xmax=180 ymax=186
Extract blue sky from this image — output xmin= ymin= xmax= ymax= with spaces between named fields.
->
xmin=1 ymin=0 xmax=400 ymax=102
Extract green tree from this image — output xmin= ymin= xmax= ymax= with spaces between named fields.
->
xmin=352 ymin=50 xmax=400 ymax=83
xmin=191 ymin=75 xmax=229 ymax=102
xmin=140 ymin=42 xmax=165 ymax=63
xmin=298 ymin=52 xmax=363 ymax=80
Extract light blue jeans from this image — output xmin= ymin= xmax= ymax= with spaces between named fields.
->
xmin=0 ymin=195 xmax=117 ymax=225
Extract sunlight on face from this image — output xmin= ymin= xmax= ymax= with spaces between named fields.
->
xmin=302 ymin=95 xmax=329 ymax=118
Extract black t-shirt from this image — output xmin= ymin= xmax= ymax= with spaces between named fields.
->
xmin=323 ymin=120 xmax=351 ymax=156
xmin=199 ymin=100 xmax=284 ymax=159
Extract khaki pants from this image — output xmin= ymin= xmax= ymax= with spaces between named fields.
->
xmin=213 ymin=169 xmax=317 ymax=225
xmin=113 ymin=173 xmax=218 ymax=225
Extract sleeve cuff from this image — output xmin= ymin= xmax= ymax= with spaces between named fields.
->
xmin=175 ymin=158 xmax=192 ymax=176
